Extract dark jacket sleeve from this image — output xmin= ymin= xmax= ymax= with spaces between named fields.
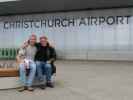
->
xmin=35 ymin=43 xmax=41 ymax=49
xmin=49 ymin=47 xmax=56 ymax=61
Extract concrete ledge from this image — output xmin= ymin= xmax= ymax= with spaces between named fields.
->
xmin=0 ymin=67 xmax=53 ymax=90
xmin=0 ymin=77 xmax=22 ymax=90
xmin=0 ymin=76 xmax=48 ymax=90
xmin=62 ymin=51 xmax=133 ymax=61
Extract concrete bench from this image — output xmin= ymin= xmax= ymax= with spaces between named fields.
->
xmin=0 ymin=68 xmax=21 ymax=89
xmin=0 ymin=59 xmax=56 ymax=89
xmin=0 ymin=68 xmax=50 ymax=89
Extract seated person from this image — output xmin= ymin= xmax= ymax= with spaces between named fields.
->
xmin=35 ymin=36 xmax=56 ymax=89
xmin=16 ymin=34 xmax=37 ymax=92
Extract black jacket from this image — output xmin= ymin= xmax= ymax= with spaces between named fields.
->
xmin=35 ymin=43 xmax=56 ymax=75
xmin=35 ymin=43 xmax=56 ymax=62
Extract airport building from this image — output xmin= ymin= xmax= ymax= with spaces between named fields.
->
xmin=0 ymin=0 xmax=133 ymax=61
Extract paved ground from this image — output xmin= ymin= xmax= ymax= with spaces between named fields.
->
xmin=0 ymin=60 xmax=133 ymax=100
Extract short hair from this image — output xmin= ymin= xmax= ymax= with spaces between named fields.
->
xmin=29 ymin=34 xmax=37 ymax=39
xmin=40 ymin=36 xmax=48 ymax=40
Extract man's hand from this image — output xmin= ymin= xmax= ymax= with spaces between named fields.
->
xmin=24 ymin=63 xmax=30 ymax=69
xmin=47 ymin=60 xmax=51 ymax=64
xmin=22 ymin=41 xmax=29 ymax=48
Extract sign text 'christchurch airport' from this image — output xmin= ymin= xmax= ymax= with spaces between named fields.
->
xmin=3 ymin=16 xmax=131 ymax=29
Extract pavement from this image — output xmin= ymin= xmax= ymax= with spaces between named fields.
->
xmin=0 ymin=60 xmax=133 ymax=100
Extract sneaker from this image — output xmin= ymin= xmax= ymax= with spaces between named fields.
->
xmin=18 ymin=86 xmax=27 ymax=92
xmin=27 ymin=87 xmax=34 ymax=91
xmin=46 ymin=82 xmax=54 ymax=88
xmin=39 ymin=84 xmax=46 ymax=90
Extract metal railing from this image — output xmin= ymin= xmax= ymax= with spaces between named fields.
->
xmin=0 ymin=48 xmax=19 ymax=60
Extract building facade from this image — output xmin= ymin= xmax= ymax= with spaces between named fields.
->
xmin=0 ymin=8 xmax=133 ymax=61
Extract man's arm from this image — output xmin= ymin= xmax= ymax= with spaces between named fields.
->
xmin=21 ymin=41 xmax=29 ymax=49
xmin=16 ymin=48 xmax=25 ymax=64
xmin=47 ymin=47 xmax=56 ymax=64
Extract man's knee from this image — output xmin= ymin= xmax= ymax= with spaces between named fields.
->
xmin=19 ymin=64 xmax=25 ymax=71
xmin=36 ymin=61 xmax=42 ymax=66
xmin=30 ymin=63 xmax=36 ymax=71
xmin=45 ymin=63 xmax=52 ymax=69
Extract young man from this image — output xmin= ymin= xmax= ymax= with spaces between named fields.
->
xmin=17 ymin=34 xmax=37 ymax=92
xmin=35 ymin=36 xmax=56 ymax=89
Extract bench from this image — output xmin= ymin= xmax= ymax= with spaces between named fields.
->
xmin=0 ymin=68 xmax=19 ymax=77
xmin=0 ymin=68 xmax=46 ymax=89
xmin=0 ymin=67 xmax=21 ymax=90
xmin=0 ymin=61 xmax=56 ymax=89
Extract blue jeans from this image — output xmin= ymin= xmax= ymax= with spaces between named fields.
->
xmin=36 ymin=61 xmax=52 ymax=82
xmin=19 ymin=61 xmax=36 ymax=87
